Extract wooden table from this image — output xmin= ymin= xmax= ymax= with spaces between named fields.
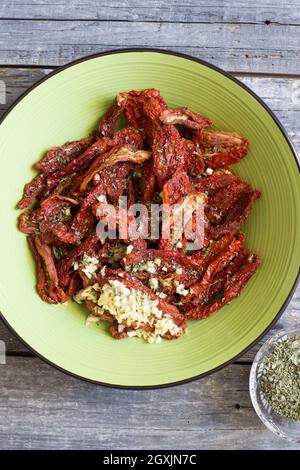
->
xmin=0 ymin=0 xmax=299 ymax=450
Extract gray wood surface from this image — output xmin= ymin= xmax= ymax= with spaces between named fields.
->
xmin=0 ymin=0 xmax=299 ymax=23
xmin=0 ymin=0 xmax=299 ymax=450
xmin=0 ymin=357 xmax=298 ymax=450
xmin=0 ymin=19 xmax=299 ymax=73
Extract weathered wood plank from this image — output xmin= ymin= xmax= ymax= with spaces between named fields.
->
xmin=0 ymin=0 xmax=299 ymax=24
xmin=0 ymin=20 xmax=299 ymax=73
xmin=0 ymin=357 xmax=299 ymax=449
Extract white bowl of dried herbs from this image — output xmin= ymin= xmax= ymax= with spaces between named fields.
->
xmin=250 ymin=328 xmax=300 ymax=442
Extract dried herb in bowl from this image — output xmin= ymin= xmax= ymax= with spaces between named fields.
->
xmin=260 ymin=334 xmax=300 ymax=421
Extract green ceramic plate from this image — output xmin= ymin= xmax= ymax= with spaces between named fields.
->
xmin=0 ymin=49 xmax=299 ymax=388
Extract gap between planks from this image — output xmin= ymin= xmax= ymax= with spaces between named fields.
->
xmin=1 ymin=18 xmax=300 ymax=26
xmin=1 ymin=64 xmax=300 ymax=79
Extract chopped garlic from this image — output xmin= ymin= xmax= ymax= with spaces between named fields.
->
xmin=132 ymin=260 xmax=157 ymax=275
xmin=204 ymin=167 xmax=214 ymax=176
xmin=62 ymin=206 xmax=71 ymax=217
xmin=85 ymin=314 xmax=100 ymax=326
xmin=96 ymin=280 xmax=182 ymax=342
xmin=149 ymin=277 xmax=159 ymax=291
xmin=176 ymin=284 xmax=189 ymax=296
xmin=158 ymin=292 xmax=167 ymax=299
xmin=127 ymin=330 xmax=138 ymax=337
xmin=81 ymin=253 xmax=99 ymax=279
xmin=154 ymin=258 xmax=161 ymax=266
xmin=73 ymin=261 xmax=79 ymax=271
xmin=126 ymin=244 xmax=134 ymax=254
xmin=74 ymin=284 xmax=100 ymax=304
xmin=175 ymin=267 xmax=183 ymax=275
xmin=96 ymin=194 xmax=107 ymax=203
xmin=176 ymin=241 xmax=183 ymax=249
xmin=100 ymin=265 xmax=107 ymax=277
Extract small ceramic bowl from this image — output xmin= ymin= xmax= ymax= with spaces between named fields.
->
xmin=250 ymin=327 xmax=300 ymax=443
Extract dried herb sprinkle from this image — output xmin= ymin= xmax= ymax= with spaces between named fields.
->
xmin=260 ymin=335 xmax=300 ymax=421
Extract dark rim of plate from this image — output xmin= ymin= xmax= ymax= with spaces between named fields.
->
xmin=0 ymin=48 xmax=299 ymax=390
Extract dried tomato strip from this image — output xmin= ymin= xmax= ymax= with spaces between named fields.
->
xmin=57 ymin=232 xmax=100 ymax=288
xmin=71 ymin=128 xmax=143 ymax=193
xmin=98 ymin=102 xmax=124 ymax=137
xmin=79 ymin=148 xmax=151 ymax=192
xmin=186 ymin=255 xmax=260 ymax=319
xmin=17 ymin=174 xmax=46 ymax=209
xmin=191 ymin=231 xmax=234 ymax=269
xmin=191 ymin=171 xmax=239 ymax=196
xmin=127 ymin=179 xmax=136 ymax=207
xmin=33 ymin=236 xmax=68 ymax=303
xmin=44 ymin=134 xmax=134 ymax=195
xmin=67 ymin=271 xmax=83 ymax=296
xmin=209 ymin=190 xmax=261 ymax=239
xmin=35 ymin=134 xmax=95 ymax=175
xmin=151 ymin=124 xmax=187 ymax=188
xmin=197 ymin=130 xmax=249 ymax=168
xmin=28 ymin=236 xmax=54 ymax=303
xmin=206 ymin=180 xmax=252 ymax=223
xmin=19 ymin=210 xmax=40 ymax=234
xmin=160 ymin=107 xmax=212 ymax=131
xmin=94 ymin=201 xmax=142 ymax=245
xmin=120 ymin=89 xmax=167 ymax=134
xmin=162 ymin=170 xmax=191 ymax=205
xmin=185 ymin=141 xmax=205 ymax=176
xmin=189 ymin=233 xmax=245 ymax=301
xmin=142 ymin=161 xmax=157 ymax=204
xmin=37 ymin=195 xmax=80 ymax=244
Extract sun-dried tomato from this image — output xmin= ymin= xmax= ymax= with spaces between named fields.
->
xmin=162 ymin=170 xmax=191 ymax=205
xmin=186 ymin=255 xmax=260 ymax=319
xmin=79 ymin=147 xmax=151 ymax=192
xmin=206 ymin=180 xmax=252 ymax=223
xmin=189 ymin=233 xmax=244 ymax=302
xmin=195 ymin=130 xmax=249 ymax=168
xmin=160 ymin=107 xmax=212 ymax=131
xmin=142 ymin=160 xmax=157 ymax=204
xmin=17 ymin=174 xmax=46 ymax=209
xmin=18 ymin=88 xmax=261 ymax=333
xmin=209 ymin=190 xmax=261 ymax=239
xmin=57 ymin=232 xmax=100 ymax=288
xmin=152 ymin=125 xmax=187 ymax=188
xmin=29 ymin=236 xmax=68 ymax=303
xmin=35 ymin=134 xmax=95 ymax=175
xmin=191 ymin=171 xmax=239 ymax=196
xmin=184 ymin=140 xmax=205 ymax=176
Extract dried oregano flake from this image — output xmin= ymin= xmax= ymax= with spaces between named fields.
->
xmin=260 ymin=335 xmax=300 ymax=421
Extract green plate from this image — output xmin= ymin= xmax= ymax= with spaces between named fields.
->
xmin=0 ymin=49 xmax=299 ymax=388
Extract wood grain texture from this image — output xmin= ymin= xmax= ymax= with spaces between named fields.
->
xmin=0 ymin=0 xmax=300 ymax=24
xmin=0 ymin=357 xmax=299 ymax=450
xmin=0 ymin=20 xmax=299 ymax=73
xmin=0 ymin=0 xmax=299 ymax=24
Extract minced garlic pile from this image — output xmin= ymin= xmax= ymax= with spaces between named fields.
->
xmin=74 ymin=279 xmax=182 ymax=343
